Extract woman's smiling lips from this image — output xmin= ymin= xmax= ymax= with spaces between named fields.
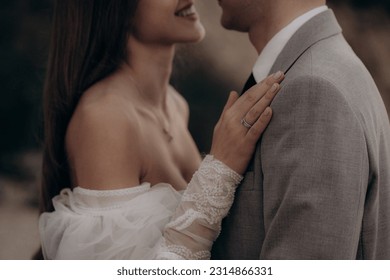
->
xmin=175 ymin=2 xmax=198 ymax=19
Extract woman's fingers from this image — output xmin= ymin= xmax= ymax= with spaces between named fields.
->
xmin=246 ymin=107 xmax=273 ymax=140
xmin=241 ymin=83 xmax=280 ymax=127
xmin=234 ymin=71 xmax=284 ymax=112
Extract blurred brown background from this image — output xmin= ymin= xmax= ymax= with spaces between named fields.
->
xmin=0 ymin=0 xmax=389 ymax=259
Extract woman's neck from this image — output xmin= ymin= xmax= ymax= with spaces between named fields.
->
xmin=123 ymin=37 xmax=175 ymax=111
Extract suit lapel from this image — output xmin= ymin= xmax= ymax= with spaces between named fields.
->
xmin=270 ymin=9 xmax=342 ymax=76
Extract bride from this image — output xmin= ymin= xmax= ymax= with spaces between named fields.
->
xmin=38 ymin=0 xmax=284 ymax=259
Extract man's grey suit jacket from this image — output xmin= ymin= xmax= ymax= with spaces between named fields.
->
xmin=211 ymin=9 xmax=390 ymax=259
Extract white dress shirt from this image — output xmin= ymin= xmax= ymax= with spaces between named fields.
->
xmin=252 ymin=5 xmax=328 ymax=82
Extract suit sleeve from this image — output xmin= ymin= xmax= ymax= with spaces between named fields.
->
xmin=259 ymin=75 xmax=368 ymax=259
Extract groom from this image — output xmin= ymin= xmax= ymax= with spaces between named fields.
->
xmin=211 ymin=0 xmax=390 ymax=259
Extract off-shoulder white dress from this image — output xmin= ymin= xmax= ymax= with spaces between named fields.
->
xmin=39 ymin=155 xmax=242 ymax=260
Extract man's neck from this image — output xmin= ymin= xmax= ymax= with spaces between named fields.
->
xmin=248 ymin=2 xmax=326 ymax=54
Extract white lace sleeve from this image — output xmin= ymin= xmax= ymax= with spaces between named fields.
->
xmin=156 ymin=155 xmax=243 ymax=260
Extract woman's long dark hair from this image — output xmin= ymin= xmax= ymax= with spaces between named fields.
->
xmin=41 ymin=0 xmax=139 ymax=213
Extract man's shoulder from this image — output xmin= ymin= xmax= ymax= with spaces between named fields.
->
xmin=281 ymin=35 xmax=383 ymax=117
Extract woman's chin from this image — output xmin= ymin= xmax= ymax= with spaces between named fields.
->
xmin=187 ymin=25 xmax=206 ymax=43
xmin=175 ymin=32 xmax=205 ymax=44
xmin=191 ymin=33 xmax=206 ymax=43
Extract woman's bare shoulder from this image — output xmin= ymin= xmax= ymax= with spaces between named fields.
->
xmin=68 ymin=78 xmax=140 ymax=141
xmin=65 ymin=79 xmax=144 ymax=190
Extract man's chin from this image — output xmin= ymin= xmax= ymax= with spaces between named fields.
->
xmin=220 ymin=19 xmax=247 ymax=32
xmin=220 ymin=18 xmax=234 ymax=30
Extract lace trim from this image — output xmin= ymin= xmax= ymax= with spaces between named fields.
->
xmin=158 ymin=241 xmax=211 ymax=260
xmin=166 ymin=209 xmax=203 ymax=231
xmin=164 ymin=245 xmax=210 ymax=260
xmin=74 ymin=183 xmax=151 ymax=197
xmin=202 ymin=155 xmax=243 ymax=183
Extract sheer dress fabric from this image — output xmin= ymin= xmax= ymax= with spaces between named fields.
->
xmin=39 ymin=155 xmax=242 ymax=259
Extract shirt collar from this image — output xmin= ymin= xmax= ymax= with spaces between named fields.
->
xmin=252 ymin=5 xmax=328 ymax=82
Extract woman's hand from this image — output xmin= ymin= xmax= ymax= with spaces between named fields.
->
xmin=210 ymin=71 xmax=284 ymax=175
